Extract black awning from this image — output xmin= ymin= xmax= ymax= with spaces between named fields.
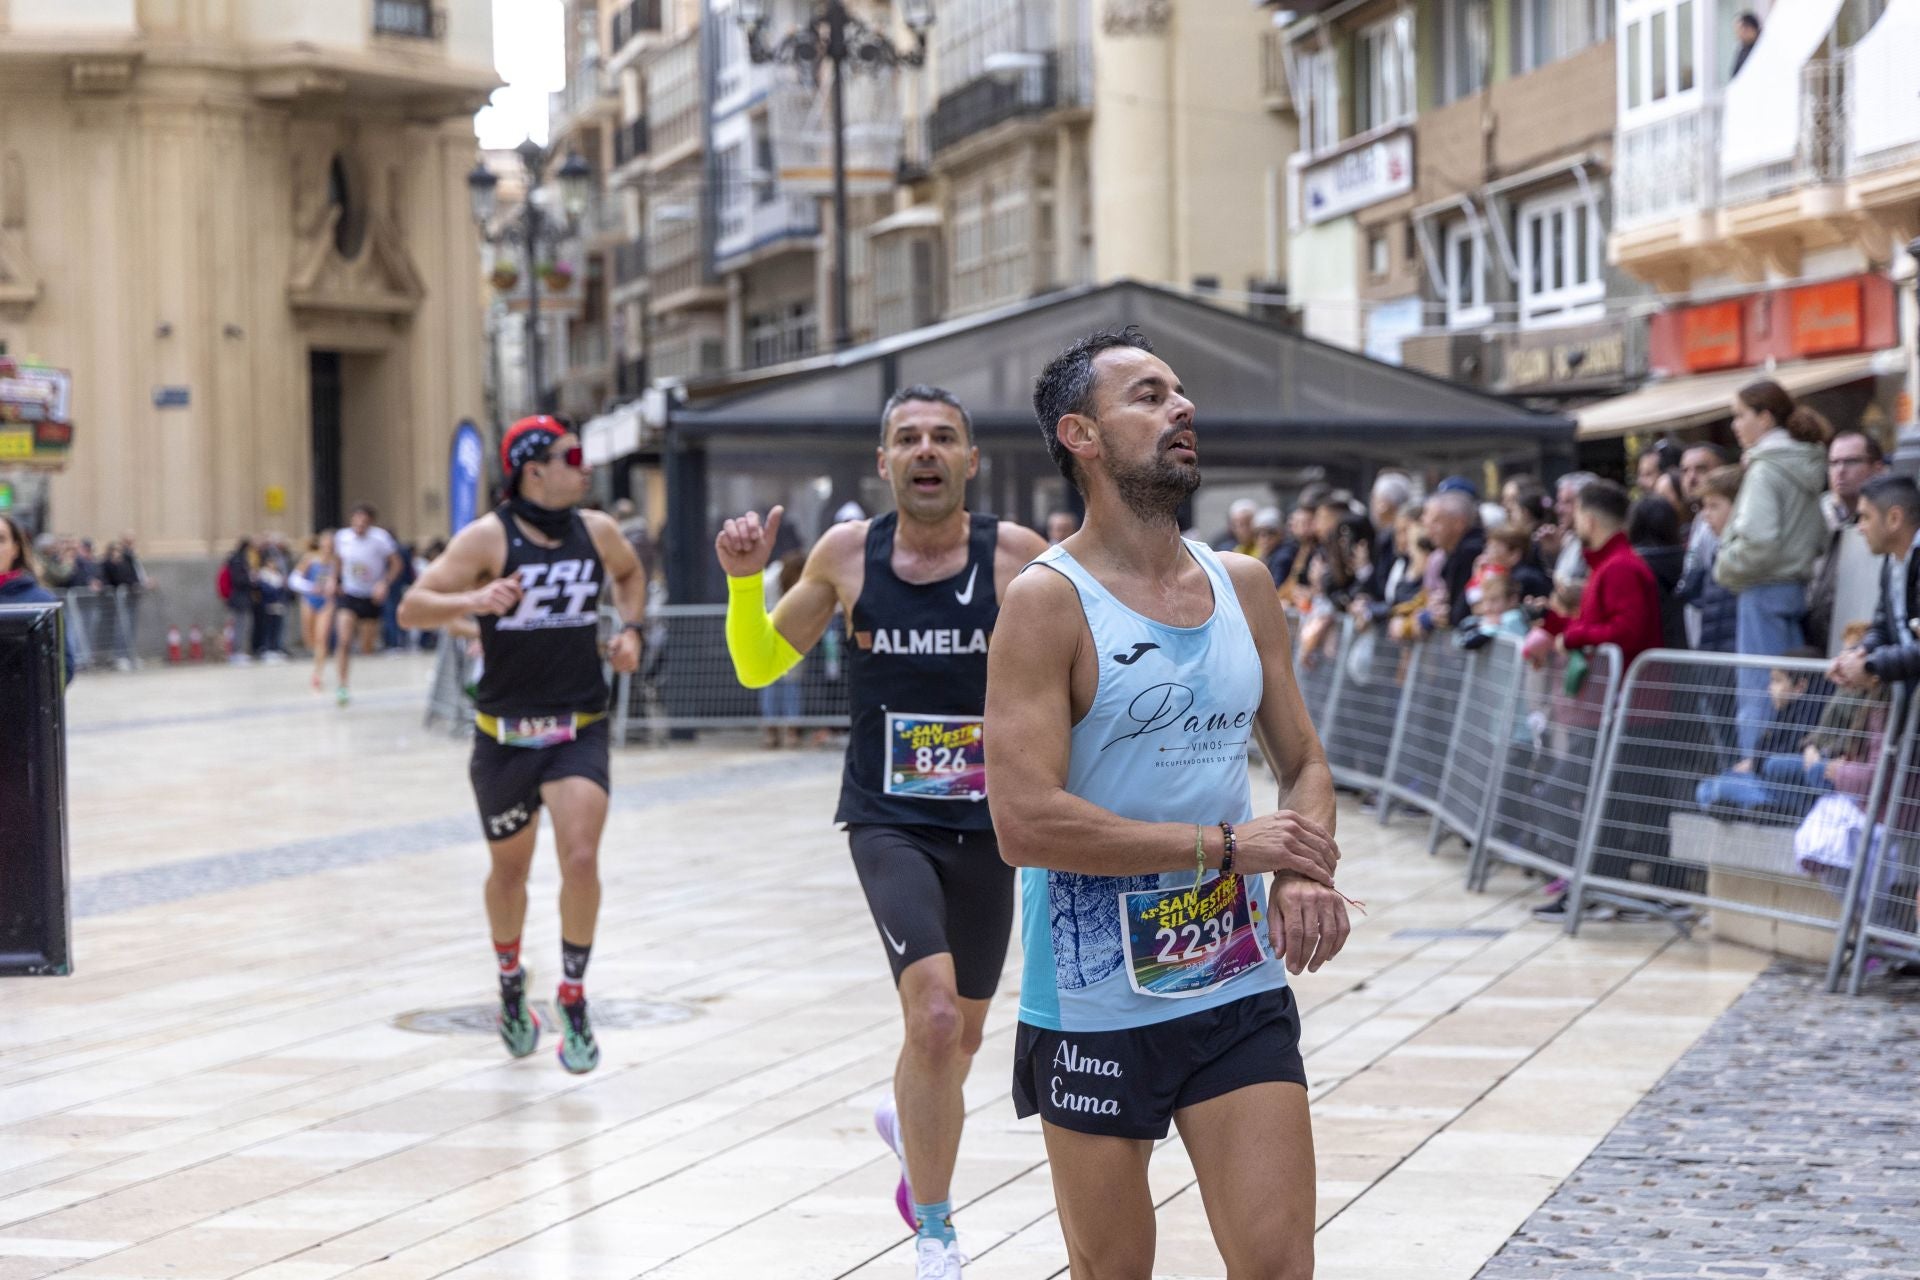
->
xmin=668 ymin=279 xmax=1574 ymax=449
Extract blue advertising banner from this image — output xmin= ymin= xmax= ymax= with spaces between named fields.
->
xmin=449 ymin=420 xmax=484 ymax=535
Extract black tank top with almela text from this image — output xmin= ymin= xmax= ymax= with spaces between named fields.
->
xmin=475 ymin=507 xmax=608 ymax=719
xmin=836 ymin=511 xmax=999 ymax=830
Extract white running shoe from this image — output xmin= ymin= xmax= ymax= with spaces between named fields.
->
xmin=874 ymin=1096 xmax=916 ymax=1229
xmin=913 ymin=1237 xmax=965 ymax=1279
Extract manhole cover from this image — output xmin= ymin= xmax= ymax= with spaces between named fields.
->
xmin=393 ymin=997 xmax=700 ymax=1036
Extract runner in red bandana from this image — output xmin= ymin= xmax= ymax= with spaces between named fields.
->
xmin=398 ymin=415 xmax=647 ymax=1074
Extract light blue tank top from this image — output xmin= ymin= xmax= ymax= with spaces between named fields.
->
xmin=1018 ymin=540 xmax=1289 ymax=1032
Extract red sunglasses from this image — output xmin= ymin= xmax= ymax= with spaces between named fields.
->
xmin=540 ymin=445 xmax=586 ymax=469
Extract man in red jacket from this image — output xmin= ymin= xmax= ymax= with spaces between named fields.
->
xmin=1542 ymin=478 xmax=1664 ymax=668
xmin=1533 ymin=478 xmax=1689 ymax=925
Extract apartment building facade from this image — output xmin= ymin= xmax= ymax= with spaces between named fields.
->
xmin=1595 ymin=0 xmax=1916 ymax=444
xmin=0 ymin=0 xmax=496 ymax=561
xmin=1276 ymin=0 xmax=1653 ymax=413
xmin=544 ymin=0 xmax=1296 ymax=422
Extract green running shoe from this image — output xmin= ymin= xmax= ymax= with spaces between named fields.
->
xmin=497 ymin=970 xmax=541 ymax=1058
xmin=555 ymin=994 xmax=600 ymax=1074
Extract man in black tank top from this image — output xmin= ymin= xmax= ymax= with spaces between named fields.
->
xmin=718 ymin=386 xmax=1047 ymax=1277
xmin=399 ymin=416 xmax=647 ymax=1077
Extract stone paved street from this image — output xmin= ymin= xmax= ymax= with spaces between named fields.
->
xmin=5 ymin=657 xmax=1917 ymax=1278
xmin=1476 ymin=964 xmax=1920 ymax=1280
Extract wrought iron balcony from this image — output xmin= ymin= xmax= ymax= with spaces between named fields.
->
xmin=612 ymin=0 xmax=666 ymax=52
xmin=373 ymin=0 xmax=441 ymax=39
xmin=614 ymin=117 xmax=651 ymax=168
xmin=615 ymin=239 xmax=648 ymax=285
xmin=927 ymin=46 xmax=1091 ymax=157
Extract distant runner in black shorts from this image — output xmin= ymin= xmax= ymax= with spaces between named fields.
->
xmin=718 ymin=386 xmax=1047 ymax=1279
xmin=399 ymin=415 xmax=646 ymax=1076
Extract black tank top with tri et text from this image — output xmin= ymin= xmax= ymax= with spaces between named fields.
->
xmin=836 ymin=510 xmax=999 ymax=831
xmin=474 ymin=507 xmax=609 ymax=720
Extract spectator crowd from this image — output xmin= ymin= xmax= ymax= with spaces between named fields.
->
xmin=1213 ymin=378 xmax=1917 ymax=928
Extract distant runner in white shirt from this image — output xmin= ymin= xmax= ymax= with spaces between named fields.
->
xmin=325 ymin=503 xmax=402 ymax=706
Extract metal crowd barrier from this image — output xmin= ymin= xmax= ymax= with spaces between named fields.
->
xmin=1839 ymin=690 xmax=1920 ymax=993
xmin=58 ymin=585 xmax=145 ymax=670
xmin=1377 ymin=634 xmax=1473 ymax=826
xmin=423 ymin=636 xmax=478 ymax=736
xmin=1466 ymin=645 xmax=1624 ymax=892
xmin=1565 ymin=651 xmax=1902 ymax=966
xmin=610 ymin=603 xmax=850 ymax=743
xmin=1427 ymin=633 xmax=1528 ymax=854
xmin=1320 ymin=622 xmax=1415 ymax=793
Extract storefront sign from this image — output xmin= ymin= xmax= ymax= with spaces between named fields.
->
xmin=1654 ymin=274 xmax=1898 ymax=376
xmin=0 ymin=360 xmax=72 ymax=468
xmin=1301 ymin=131 xmax=1413 ymax=225
xmin=1788 ymin=278 xmax=1865 ymax=357
xmin=1499 ymin=326 xmax=1637 ymax=392
xmin=1679 ymin=301 xmax=1744 ymax=372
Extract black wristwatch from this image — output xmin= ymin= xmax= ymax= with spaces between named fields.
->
xmin=622 ymin=620 xmax=646 ymax=635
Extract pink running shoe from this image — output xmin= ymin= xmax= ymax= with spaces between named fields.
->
xmin=874 ymin=1097 xmax=916 ymax=1230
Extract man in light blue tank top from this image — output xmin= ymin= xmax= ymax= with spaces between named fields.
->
xmin=986 ymin=326 xmax=1354 ymax=1278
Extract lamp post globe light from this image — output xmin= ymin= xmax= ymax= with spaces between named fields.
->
xmin=467 ymin=139 xmax=594 ymax=419
xmin=737 ymin=0 xmax=935 ymax=351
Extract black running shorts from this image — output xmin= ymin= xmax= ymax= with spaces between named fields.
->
xmin=846 ymin=824 xmax=1013 ymax=1001
xmin=336 ymin=593 xmax=383 ymax=621
xmin=468 ymin=718 xmax=610 ymax=842
xmin=1011 ymin=987 xmax=1308 ymax=1140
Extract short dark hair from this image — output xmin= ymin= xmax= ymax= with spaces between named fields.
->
xmin=1628 ymin=495 xmax=1684 ymax=547
xmin=1737 ymin=11 xmax=1761 ymax=30
xmin=1861 ymin=474 xmax=1920 ymax=527
xmin=1032 ymin=326 xmax=1155 ymax=488
xmin=1317 ymin=489 xmax=1357 ymax=514
xmin=1577 ymin=478 xmax=1631 ymax=525
xmin=1828 ymin=427 xmax=1885 ymax=464
xmin=1486 ymin=525 xmax=1531 ymax=556
xmin=1682 ymin=442 xmax=1733 ymax=467
xmin=880 ymin=384 xmax=972 ymax=443
xmin=351 ymin=502 xmax=377 ymax=520
xmin=1703 ymin=464 xmax=1744 ymax=502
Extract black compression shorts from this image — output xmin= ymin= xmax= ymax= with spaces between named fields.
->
xmin=468 ymin=718 xmax=610 ymax=842
xmin=847 ymin=824 xmax=1013 ymax=1001
xmin=336 ymin=593 xmax=383 ymax=621
xmin=1011 ymin=987 xmax=1307 ymax=1140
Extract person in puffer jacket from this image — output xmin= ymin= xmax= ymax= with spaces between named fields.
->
xmin=1715 ymin=378 xmax=1831 ymax=756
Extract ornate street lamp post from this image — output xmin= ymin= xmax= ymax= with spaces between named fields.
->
xmin=468 ymin=139 xmax=594 ymax=415
xmin=736 ymin=0 xmax=935 ymax=350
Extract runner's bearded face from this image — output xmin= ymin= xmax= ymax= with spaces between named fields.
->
xmin=879 ymin=402 xmax=976 ymax=524
xmin=1085 ymin=349 xmax=1200 ymax=524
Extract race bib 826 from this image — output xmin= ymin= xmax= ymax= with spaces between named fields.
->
xmin=882 ymin=713 xmax=985 ymax=801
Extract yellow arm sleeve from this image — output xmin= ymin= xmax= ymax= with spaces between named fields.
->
xmin=725 ymin=572 xmax=804 ymax=689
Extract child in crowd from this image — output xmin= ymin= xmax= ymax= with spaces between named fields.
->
xmin=1676 ymin=465 xmax=1741 ymax=654
xmin=1455 ymin=569 xmax=1530 ymax=650
xmin=1694 ymin=647 xmax=1831 ymax=819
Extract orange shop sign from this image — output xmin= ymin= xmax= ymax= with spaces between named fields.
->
xmin=1680 ymin=301 xmax=1743 ymax=371
xmin=1787 ymin=278 xmax=1864 ymax=357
